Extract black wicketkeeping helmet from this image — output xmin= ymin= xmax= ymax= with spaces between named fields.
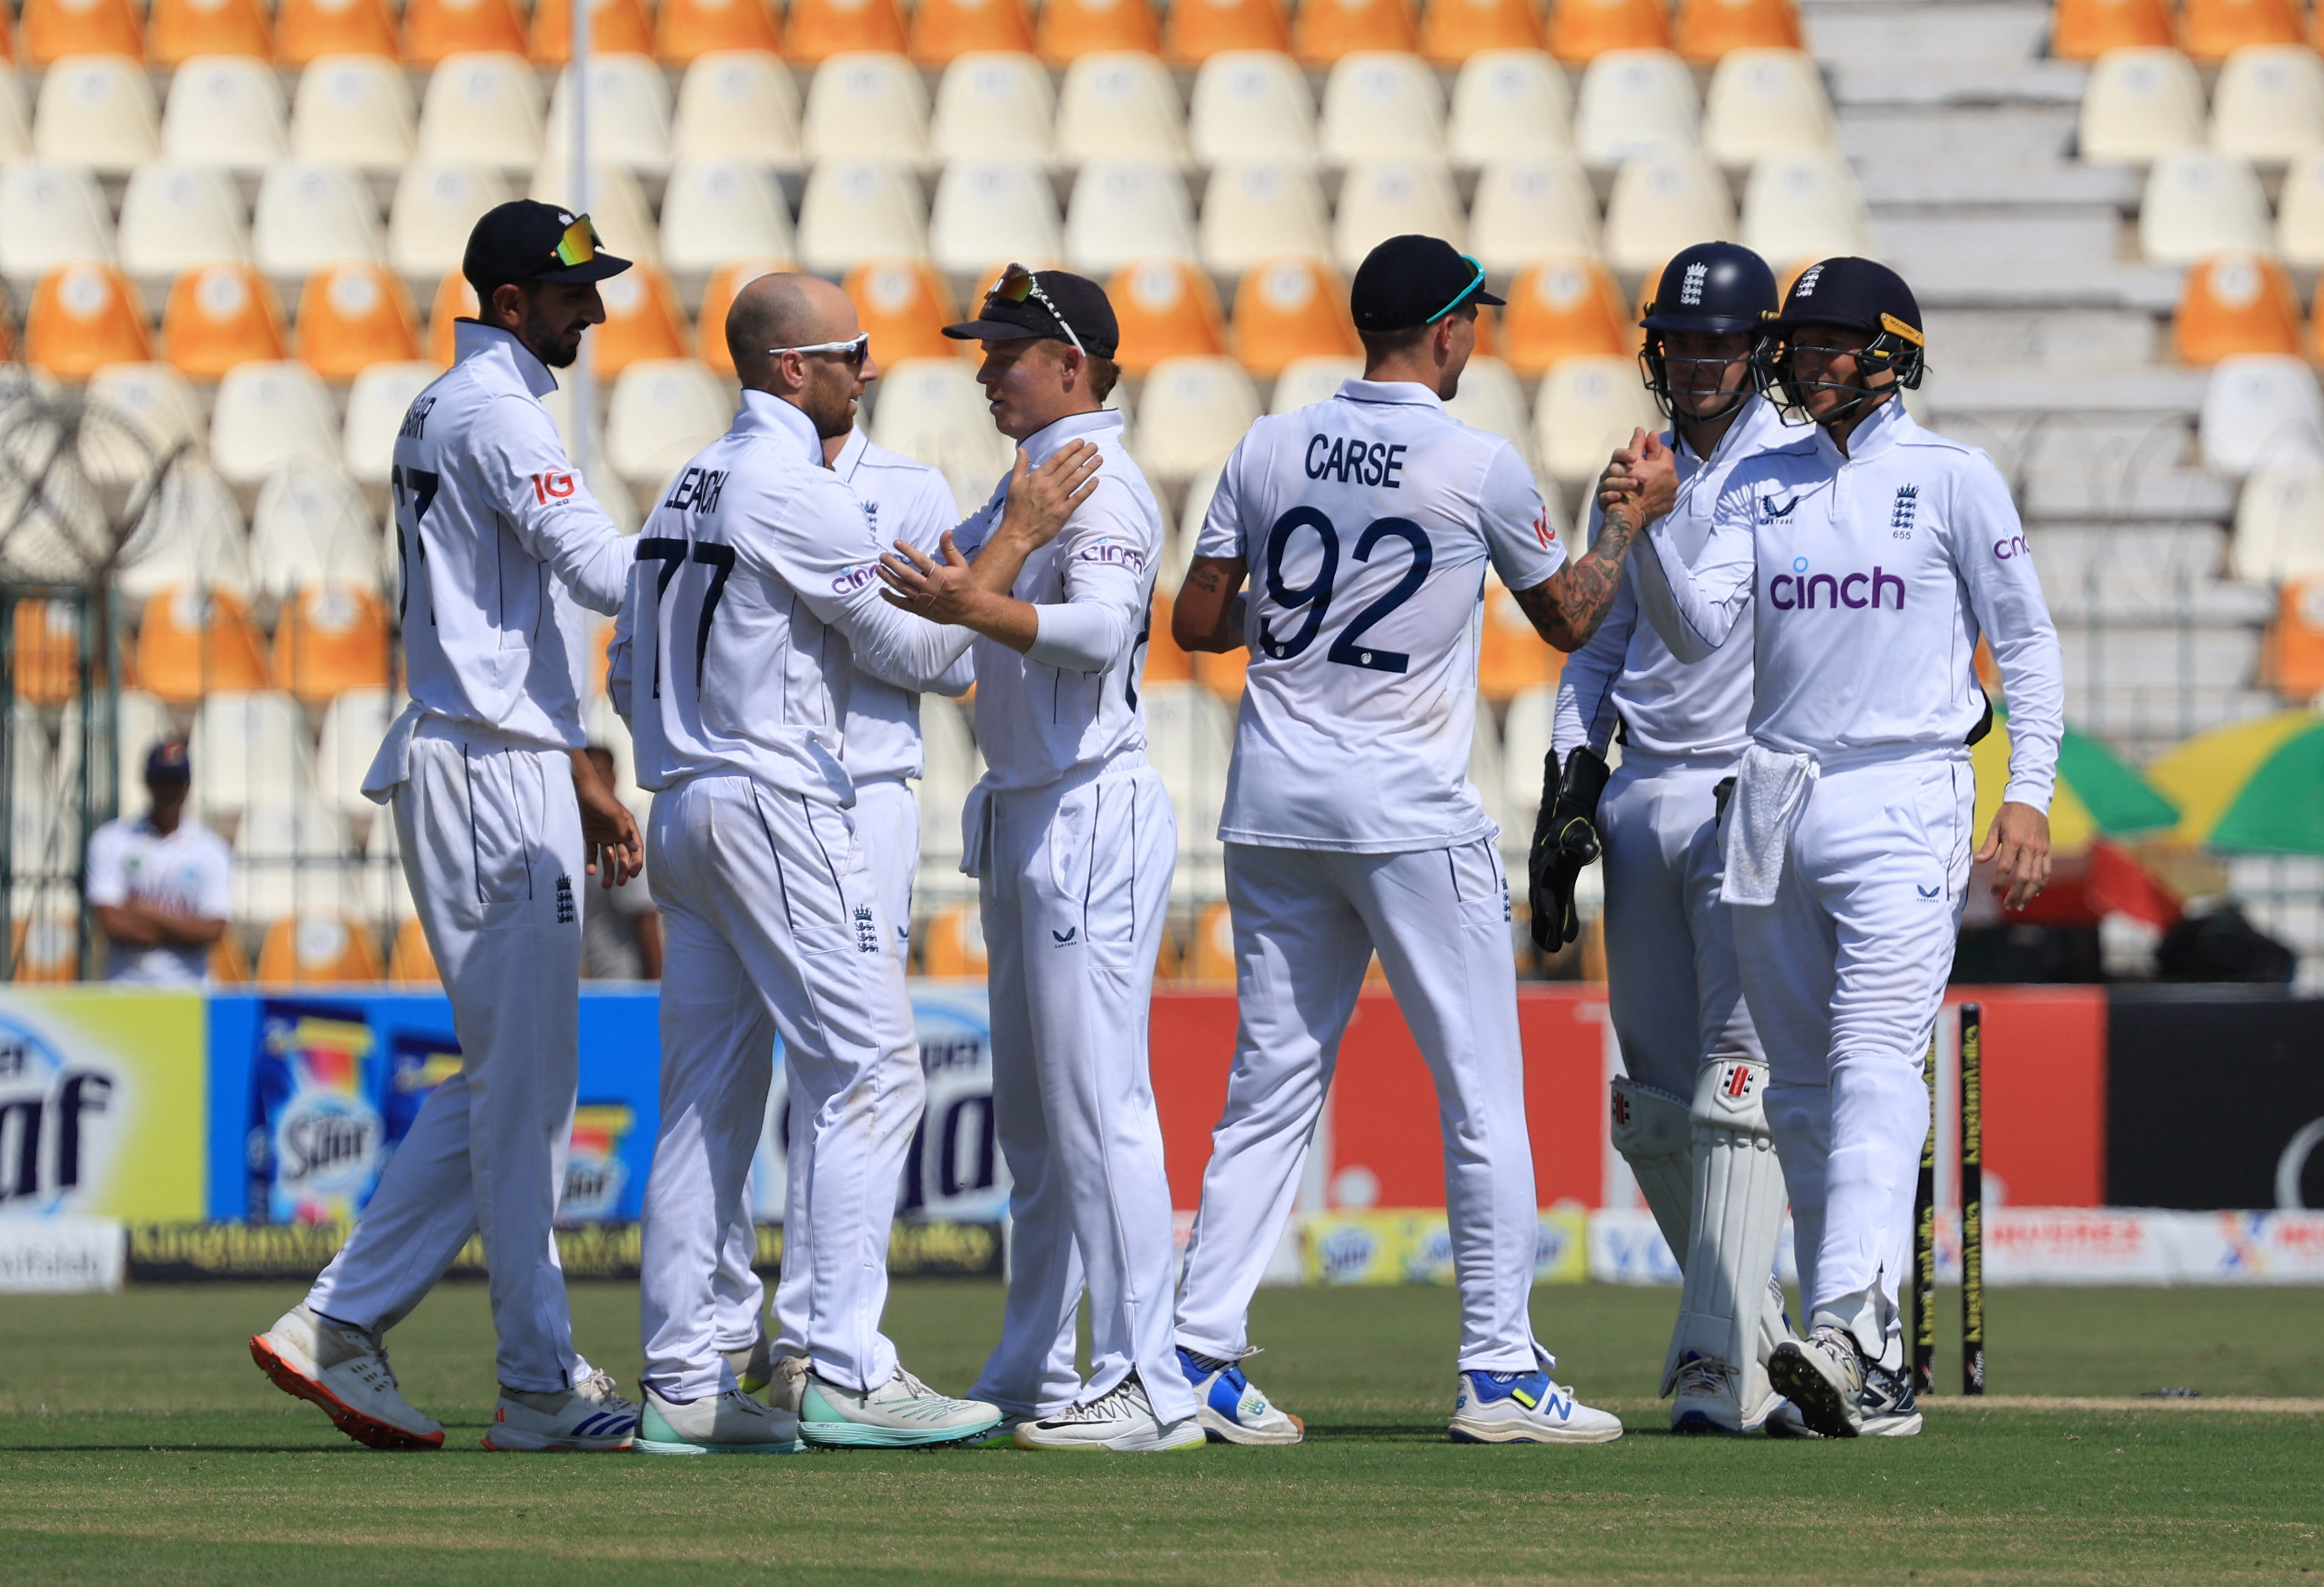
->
xmin=1638 ymin=242 xmax=1779 ymax=425
xmin=1752 ymin=256 xmax=1927 ymax=428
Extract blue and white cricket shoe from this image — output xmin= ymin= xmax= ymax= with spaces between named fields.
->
xmin=481 ymin=1368 xmax=640 ymax=1452
xmin=1448 ymin=1370 xmax=1624 ymax=1444
xmin=1177 ymin=1347 xmax=1305 ymax=1445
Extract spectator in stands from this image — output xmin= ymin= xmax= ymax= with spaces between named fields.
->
xmin=580 ymin=744 xmax=660 ymax=979
xmin=84 ymin=737 xmax=232 ymax=984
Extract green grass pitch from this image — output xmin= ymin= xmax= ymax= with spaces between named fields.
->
xmin=4 ymin=1280 xmax=2321 ymax=1584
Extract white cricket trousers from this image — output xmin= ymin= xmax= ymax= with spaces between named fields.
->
xmin=307 ymin=730 xmax=586 ymax=1393
xmin=1600 ymin=754 xmax=1761 ymax=1098
xmin=638 ymin=772 xmax=924 ymax=1400
xmin=1176 ymin=837 xmax=1547 ymax=1375
xmin=1732 ymin=754 xmax=1973 ymax=1356
xmin=708 ymin=776 xmax=923 ymax=1361
xmin=968 ymin=757 xmax=1192 ymax=1423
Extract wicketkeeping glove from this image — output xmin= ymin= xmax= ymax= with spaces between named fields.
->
xmin=1527 ymin=747 xmax=1611 ymax=952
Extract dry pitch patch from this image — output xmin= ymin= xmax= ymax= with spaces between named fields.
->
xmin=2 ymin=1282 xmax=2320 ymax=1585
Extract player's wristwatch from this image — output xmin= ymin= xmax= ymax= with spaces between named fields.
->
xmin=1527 ymin=748 xmax=1611 ymax=952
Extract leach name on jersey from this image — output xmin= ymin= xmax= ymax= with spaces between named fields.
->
xmin=1633 ymin=398 xmax=2064 ymax=804
xmin=1197 ymin=378 xmax=1566 ymax=851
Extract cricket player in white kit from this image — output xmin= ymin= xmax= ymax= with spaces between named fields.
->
xmin=1539 ymin=243 xmax=1805 ymax=1436
xmin=1168 ymin=236 xmax=1648 ymax=1445
xmin=617 ymin=274 xmax=1095 ymax=1453
xmin=251 ymin=201 xmax=647 ymax=1453
xmin=1619 ymin=257 xmax=2062 ymax=1438
xmin=880 ymin=267 xmax=1193 ymax=1452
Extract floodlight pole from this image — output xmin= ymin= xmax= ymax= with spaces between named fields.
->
xmin=568 ymin=0 xmax=595 ymax=486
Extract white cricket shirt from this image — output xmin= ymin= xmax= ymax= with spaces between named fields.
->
xmin=1633 ymin=398 xmax=2066 ymax=808
xmin=829 ymin=428 xmax=974 ymax=785
xmin=951 ymin=409 xmax=1163 ymax=793
xmin=608 ymin=391 xmax=974 ymax=804
xmin=1552 ymin=395 xmax=1797 ymax=763
xmin=1196 ymin=378 xmax=1566 ymax=852
xmin=85 ymin=814 xmax=233 ymax=984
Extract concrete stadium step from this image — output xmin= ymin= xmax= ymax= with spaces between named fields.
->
xmin=1873 ymin=211 xmax=2124 ymax=270
xmin=1840 ymin=107 xmax=2081 ymax=165
xmin=2059 ymin=625 xmax=2264 ymax=690
xmin=1829 ymin=59 xmax=2091 ymax=109
xmin=1802 ymin=2 xmax=2052 ymax=64
xmin=1860 ymin=165 xmax=2138 ymax=209
xmin=1923 ymin=309 xmax=2160 ymax=367
xmin=1924 ymin=366 xmax=2208 ymax=415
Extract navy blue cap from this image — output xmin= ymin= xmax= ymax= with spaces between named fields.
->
xmin=146 ymin=736 xmax=190 ymax=782
xmin=1350 ymin=235 xmax=1505 ymax=334
xmin=1774 ymin=256 xmax=1923 ymax=348
xmin=462 ymin=200 xmax=632 ymax=296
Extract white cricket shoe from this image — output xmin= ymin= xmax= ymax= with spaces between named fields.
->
xmin=1176 ymin=1347 xmax=1305 ymax=1445
xmin=1670 ymin=1354 xmax=1783 ymax=1435
xmin=250 ymin=1305 xmax=444 ymax=1452
xmin=483 ymin=1370 xmax=640 ymax=1452
xmin=799 ymin=1364 xmax=1003 ymax=1447
xmin=759 ymin=1350 xmax=812 ymax=1416
xmin=1448 ymin=1369 xmax=1624 ymax=1445
xmin=1013 ymin=1374 xmax=1207 ymax=1453
xmin=636 ymin=1385 xmax=805 ymax=1455
xmin=721 ymin=1328 xmax=774 ymax=1397
xmin=1767 ymin=1326 xmax=1868 ymax=1438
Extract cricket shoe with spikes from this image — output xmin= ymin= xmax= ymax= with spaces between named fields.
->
xmin=482 ymin=1368 xmax=639 ymax=1452
xmin=1852 ymin=1360 xmax=1924 ymax=1438
xmin=636 ymin=1384 xmax=805 ymax=1455
xmin=250 ymin=1305 xmax=444 ymax=1451
xmin=1013 ymin=1374 xmax=1206 ymax=1452
xmin=1761 ymin=1398 xmax=1825 ymax=1439
xmin=1177 ymin=1347 xmax=1304 ymax=1445
xmin=1767 ymin=1326 xmax=1869 ymax=1438
xmin=800 ymin=1365 xmax=1002 ymax=1447
xmin=1669 ymin=1355 xmax=1775 ymax=1436
xmin=1448 ymin=1370 xmax=1624 ymax=1444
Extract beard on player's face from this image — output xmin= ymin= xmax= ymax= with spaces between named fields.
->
xmin=508 ymin=283 xmax=601 ymax=371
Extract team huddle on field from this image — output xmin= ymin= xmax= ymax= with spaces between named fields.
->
xmin=245 ymin=196 xmax=2063 ymax=1455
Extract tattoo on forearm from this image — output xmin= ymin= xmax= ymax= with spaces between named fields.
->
xmin=1521 ymin=505 xmax=1639 ymax=649
xmin=1187 ymin=564 xmax=1225 ymax=594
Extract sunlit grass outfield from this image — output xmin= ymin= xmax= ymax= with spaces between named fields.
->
xmin=3 ymin=1281 xmax=2320 ymax=1584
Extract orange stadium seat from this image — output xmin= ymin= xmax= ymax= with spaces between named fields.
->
xmin=1293 ymin=0 xmax=1418 ymax=63
xmin=2049 ymin=0 xmax=2173 ymax=60
xmin=1231 ymin=256 xmax=1361 ymax=375
xmin=276 ymin=0 xmax=401 ymax=61
xmin=783 ymin=0 xmax=911 ymax=63
xmin=2265 ymin=577 xmax=2324 ymax=699
xmin=273 ymin=581 xmax=392 ymax=702
xmin=13 ymin=915 xmax=82 ymax=982
xmin=1166 ymin=0 xmax=1292 ymax=64
xmin=389 ymin=917 xmax=441 ymax=983
xmin=655 ymin=0 xmax=782 ymax=60
xmin=426 ymin=270 xmax=481 ymax=368
xmin=12 ymin=599 xmax=84 ymax=706
xmin=134 ymin=584 xmax=272 ymax=702
xmin=919 ymin=903 xmax=988 ymax=977
xmin=1501 ymin=255 xmax=1629 ymax=376
xmin=1038 ymin=0 xmax=1163 ymax=62
xmin=1143 ymin=591 xmax=1198 ymax=682
xmin=258 ymin=910 xmax=386 ymax=983
xmin=1420 ymin=0 xmax=1545 ymax=62
xmin=911 ymin=0 xmax=1035 ymax=63
xmin=1478 ymin=575 xmax=1562 ymax=700
xmin=2175 ymin=250 xmax=2303 ymax=364
xmin=149 ymin=0 xmax=272 ymax=63
xmin=697 ymin=257 xmax=786 ymax=375
xmin=591 ymin=264 xmax=689 ymax=376
xmin=297 ymin=261 xmax=422 ymax=380
xmin=164 ymin=263 xmax=289 ymax=380
xmin=531 ymin=0 xmax=656 ymax=63
xmin=842 ymin=257 xmax=962 ymax=366
xmin=23 ymin=0 xmax=145 ymax=62
xmin=1673 ymin=0 xmax=1801 ymax=62
xmin=27 ymin=265 xmax=154 ymax=380
xmin=210 ymin=932 xmax=253 ymax=984
xmin=1187 ymin=899 xmax=1236 ymax=981
xmin=2182 ymin=0 xmax=2301 ymax=62
xmin=1195 ymin=646 xmax=1248 ymax=700
xmin=403 ymin=0 xmax=528 ymax=65
xmin=1548 ymin=0 xmax=1669 ymax=63
xmin=1109 ymin=257 xmax=1229 ymax=375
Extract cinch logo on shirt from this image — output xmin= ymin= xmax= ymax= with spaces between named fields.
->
xmin=1993 ymin=534 xmax=2031 ymax=560
xmin=1076 ymin=542 xmax=1145 ymax=572
xmin=531 ymin=472 xmax=576 ymax=504
xmin=1768 ymin=558 xmax=1905 ymax=611
xmin=1304 ymin=435 xmax=1408 ymax=489
xmin=832 ymin=564 xmax=879 ymax=596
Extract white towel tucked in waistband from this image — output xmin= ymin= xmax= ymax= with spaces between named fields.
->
xmin=1718 ymin=743 xmax=1819 ymax=907
xmin=958 ymin=783 xmax=995 ymax=879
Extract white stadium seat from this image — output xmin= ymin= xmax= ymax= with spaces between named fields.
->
xmin=2200 ymin=354 xmax=2324 ymax=476
xmin=931 ymin=51 xmax=1056 ymax=165
xmin=1066 ymin=159 xmax=1196 ymax=276
xmin=1198 ymin=161 xmax=1333 ymax=275
xmin=253 ymin=160 xmax=386 ymax=276
xmin=528 ymin=164 xmax=660 ymax=265
xmin=544 ymin=54 xmax=675 ymax=177
xmin=1449 ymin=49 xmax=1572 ymax=168
xmin=1056 ymin=51 xmax=1189 ymax=167
xmin=318 ymin=687 xmax=404 ymax=821
xmin=1499 ymin=682 xmax=1556 ymax=832
xmin=2232 ymin=464 xmax=2324 ymax=583
xmin=660 ymin=158 xmax=796 ymax=275
xmin=2138 ymin=148 xmax=2272 ymax=265
xmin=1469 ymin=154 xmax=1601 ymax=273
xmin=803 ymin=52 xmax=929 ymax=167
xmin=2078 ymin=46 xmax=2205 ymax=166
xmin=916 ymin=693 xmax=981 ymax=869
xmin=114 ymin=690 xmax=172 ymax=815
xmin=932 ymin=157 xmax=1064 ymax=276
xmin=0 ymin=159 xmax=115 ymax=277
xmin=34 ymin=54 xmax=160 ymax=175
xmin=236 ymin=794 xmax=355 ymax=921
xmin=2276 ymin=149 xmax=2324 ymax=267
xmin=251 ymin=464 xmax=384 ymax=599
xmin=191 ymin=689 xmax=306 ymax=823
xmin=2212 ymin=45 xmax=2324 ymax=166
xmin=1133 ymin=356 xmax=1262 ymax=484
xmin=1603 ymin=148 xmax=1735 ymax=273
xmin=1534 ymin=354 xmax=1660 ymax=486
xmin=1333 ymin=160 xmax=1465 ymax=273
xmin=416 ymin=51 xmax=545 ymax=171
xmin=868 ymin=357 xmax=1015 ymax=513
xmin=1741 ymin=150 xmax=1872 ymax=265
xmin=1140 ymin=680 xmax=1234 ymax=893
xmin=1467 ymin=698 xmax=1509 ymax=835
xmin=87 ymin=362 xmax=206 ymax=464
xmin=672 ymin=51 xmax=804 ymax=167
xmin=1572 ymin=48 xmax=1698 ymax=170
xmin=797 ymin=159 xmax=929 ymax=273
xmin=0 ymin=69 xmax=27 ymax=162
xmin=118 ymin=466 xmax=253 ymax=602
xmin=162 ymin=56 xmax=288 ymax=171
xmin=606 ymin=359 xmax=735 ymax=499
xmin=210 ymin=361 xmax=344 ymax=492
xmin=1445 ymin=355 xmax=1539 ymax=474
xmin=344 ymin=362 xmax=439 ymax=490
xmin=1701 ymin=47 xmax=1835 ymax=169
xmin=1170 ymin=458 xmax=1224 ymax=594
xmin=1319 ymin=51 xmax=1446 ymax=165
xmin=118 ymin=162 xmax=250 ymax=279
xmin=1269 ymin=354 xmax=1362 ymax=412
xmin=292 ymin=54 xmax=419 ymax=171
xmin=389 ymin=163 xmax=512 ymax=279
xmin=1190 ymin=50 xmax=1318 ymax=168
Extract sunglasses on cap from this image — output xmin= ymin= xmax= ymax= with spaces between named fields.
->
xmin=1428 ymin=254 xmax=1489 ymax=325
xmin=988 ymin=262 xmax=1084 ymax=354
xmin=768 ymin=331 xmax=872 ymax=365
xmin=552 ymin=214 xmax=606 ymax=270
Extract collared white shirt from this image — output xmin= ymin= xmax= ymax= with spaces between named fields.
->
xmin=1196 ymin=377 xmax=1566 ymax=852
xmin=85 ymin=814 xmax=232 ymax=984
